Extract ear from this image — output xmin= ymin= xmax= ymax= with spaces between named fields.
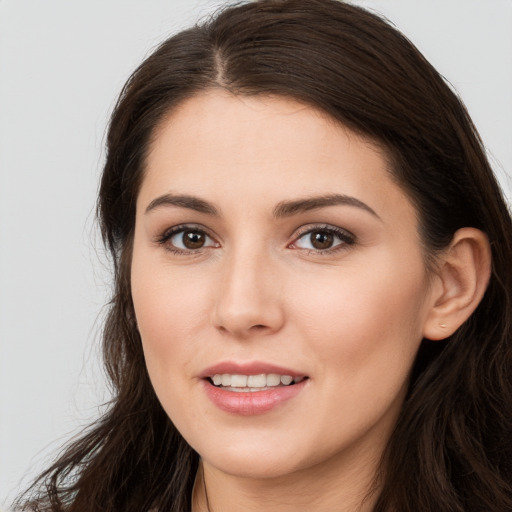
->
xmin=423 ymin=228 xmax=491 ymax=341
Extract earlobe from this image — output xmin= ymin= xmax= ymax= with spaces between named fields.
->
xmin=422 ymin=228 xmax=491 ymax=341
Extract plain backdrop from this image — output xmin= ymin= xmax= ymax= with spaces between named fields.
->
xmin=1 ymin=0 xmax=511 ymax=506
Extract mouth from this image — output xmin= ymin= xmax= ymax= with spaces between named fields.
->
xmin=200 ymin=362 xmax=309 ymax=414
xmin=208 ymin=373 xmax=308 ymax=392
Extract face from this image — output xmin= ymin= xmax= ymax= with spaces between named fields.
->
xmin=131 ymin=90 xmax=435 ymax=481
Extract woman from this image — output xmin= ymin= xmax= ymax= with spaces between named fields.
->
xmin=16 ymin=0 xmax=512 ymax=510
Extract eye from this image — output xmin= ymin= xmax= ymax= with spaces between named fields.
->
xmin=291 ymin=226 xmax=355 ymax=252
xmin=158 ymin=225 xmax=219 ymax=253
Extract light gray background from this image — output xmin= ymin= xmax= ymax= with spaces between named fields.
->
xmin=1 ymin=0 xmax=511 ymax=506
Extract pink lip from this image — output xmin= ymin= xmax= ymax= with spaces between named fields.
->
xmin=202 ymin=379 xmax=307 ymax=415
xmin=199 ymin=361 xmax=309 ymax=416
xmin=199 ymin=361 xmax=305 ymax=378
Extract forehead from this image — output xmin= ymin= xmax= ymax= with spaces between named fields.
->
xmin=149 ymin=91 xmax=382 ymax=165
xmin=139 ymin=90 xmax=414 ymax=225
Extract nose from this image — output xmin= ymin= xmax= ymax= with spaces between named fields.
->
xmin=212 ymin=247 xmax=285 ymax=339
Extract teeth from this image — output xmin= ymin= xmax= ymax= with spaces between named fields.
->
xmin=266 ymin=374 xmax=281 ymax=386
xmin=281 ymin=375 xmax=293 ymax=385
xmin=211 ymin=373 xmax=302 ymax=388
xmin=230 ymin=374 xmax=247 ymax=387
xmin=247 ymin=374 xmax=267 ymax=387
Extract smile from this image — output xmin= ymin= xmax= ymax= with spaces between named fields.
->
xmin=210 ymin=373 xmax=306 ymax=391
xmin=202 ymin=364 xmax=309 ymax=415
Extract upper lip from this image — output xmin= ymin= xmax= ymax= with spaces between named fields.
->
xmin=199 ymin=361 xmax=307 ymax=379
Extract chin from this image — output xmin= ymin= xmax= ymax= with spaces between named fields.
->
xmin=206 ymin=454 xmax=301 ymax=480
xmin=197 ymin=439 xmax=308 ymax=479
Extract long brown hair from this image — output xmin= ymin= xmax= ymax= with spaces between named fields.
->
xmin=17 ymin=1 xmax=512 ymax=510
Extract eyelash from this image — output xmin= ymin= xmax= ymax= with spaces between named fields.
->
xmin=155 ymin=224 xmax=356 ymax=255
xmin=290 ymin=224 xmax=356 ymax=255
xmin=156 ymin=224 xmax=218 ymax=255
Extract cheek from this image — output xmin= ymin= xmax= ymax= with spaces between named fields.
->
xmin=130 ymin=254 xmax=212 ymax=382
xmin=291 ymin=257 xmax=428 ymax=378
xmin=131 ymin=260 xmax=224 ymax=438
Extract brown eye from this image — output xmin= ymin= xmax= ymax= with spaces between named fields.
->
xmin=291 ymin=225 xmax=355 ymax=253
xmin=163 ymin=226 xmax=218 ymax=252
xmin=182 ymin=230 xmax=206 ymax=249
xmin=310 ymin=231 xmax=334 ymax=250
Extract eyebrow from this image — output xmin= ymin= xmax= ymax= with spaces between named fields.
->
xmin=144 ymin=192 xmax=380 ymax=220
xmin=273 ymin=194 xmax=380 ymax=219
xmin=145 ymin=194 xmax=219 ymax=216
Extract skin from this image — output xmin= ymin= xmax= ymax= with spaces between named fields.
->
xmin=131 ymin=90 xmax=487 ymax=511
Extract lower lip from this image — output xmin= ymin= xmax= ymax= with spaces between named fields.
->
xmin=202 ymin=379 xmax=307 ymax=416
